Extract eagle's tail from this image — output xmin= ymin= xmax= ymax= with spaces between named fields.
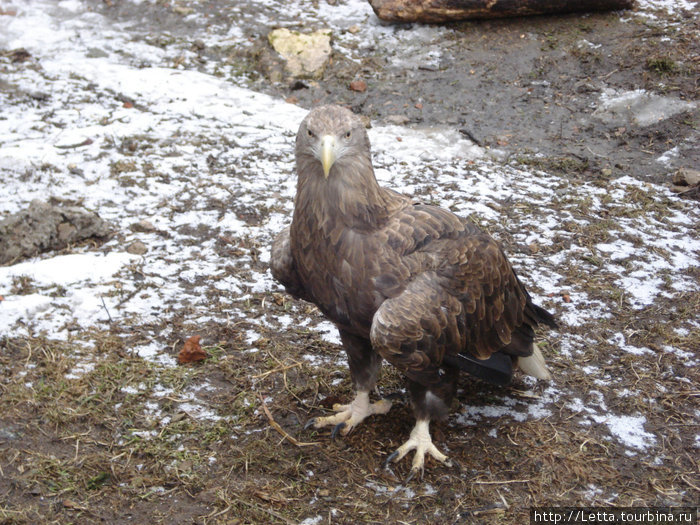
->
xmin=530 ymin=303 xmax=558 ymax=329
xmin=516 ymin=343 xmax=551 ymax=380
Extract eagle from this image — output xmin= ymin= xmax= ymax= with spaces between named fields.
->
xmin=271 ymin=105 xmax=556 ymax=478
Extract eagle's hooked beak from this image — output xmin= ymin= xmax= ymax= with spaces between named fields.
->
xmin=320 ymin=135 xmax=336 ymax=178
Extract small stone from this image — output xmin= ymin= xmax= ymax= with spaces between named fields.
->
xmin=289 ymin=80 xmax=308 ymax=90
xmin=86 ymin=47 xmax=109 ymax=59
xmin=347 ymin=25 xmax=361 ymax=34
xmin=67 ymin=164 xmax=84 ymax=176
xmin=386 ymin=114 xmax=409 ymax=125
xmin=130 ymin=219 xmax=157 ymax=233
xmin=127 ymin=240 xmax=148 ymax=255
xmin=172 ymin=5 xmax=194 ymax=15
xmin=0 ymin=200 xmax=112 ymax=264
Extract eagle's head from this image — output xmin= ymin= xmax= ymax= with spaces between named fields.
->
xmin=296 ymin=105 xmax=370 ymax=179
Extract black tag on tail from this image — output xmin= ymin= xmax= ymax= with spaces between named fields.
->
xmin=444 ymin=352 xmax=513 ymax=386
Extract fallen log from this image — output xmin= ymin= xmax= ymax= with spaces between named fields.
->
xmin=368 ymin=0 xmax=635 ymax=23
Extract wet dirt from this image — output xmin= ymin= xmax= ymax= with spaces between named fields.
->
xmin=97 ymin=1 xmax=699 ymax=184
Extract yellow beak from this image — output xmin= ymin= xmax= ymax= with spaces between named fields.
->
xmin=320 ymin=135 xmax=336 ymax=178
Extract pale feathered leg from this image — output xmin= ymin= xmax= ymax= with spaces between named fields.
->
xmin=306 ymin=390 xmax=393 ymax=437
xmin=304 ymin=330 xmax=395 ymax=437
xmin=385 ymin=420 xmax=452 ymax=481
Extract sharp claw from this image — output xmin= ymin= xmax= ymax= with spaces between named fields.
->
xmin=384 ymin=450 xmax=399 ymax=469
xmin=330 ymin=422 xmax=346 ymax=439
xmin=303 ymin=418 xmax=317 ymax=430
xmin=383 ymin=392 xmax=403 ymax=401
xmin=404 ymin=467 xmax=421 ymax=484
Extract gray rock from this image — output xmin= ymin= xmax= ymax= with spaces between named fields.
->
xmin=130 ymin=219 xmax=157 ymax=233
xmin=86 ymin=47 xmax=109 ymax=58
xmin=126 ymin=240 xmax=148 ymax=255
xmin=0 ymin=200 xmax=112 ymax=265
xmin=386 ymin=114 xmax=410 ymax=125
xmin=673 ymin=168 xmax=700 ymax=187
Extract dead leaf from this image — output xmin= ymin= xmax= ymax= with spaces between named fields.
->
xmin=178 ymin=335 xmax=207 ymax=364
xmin=349 ymin=80 xmax=367 ymax=93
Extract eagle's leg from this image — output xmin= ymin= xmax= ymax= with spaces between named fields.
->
xmin=308 ymin=390 xmax=392 ymax=436
xmin=385 ymin=372 xmax=458 ymax=480
xmin=307 ymin=330 xmax=392 ymax=437
xmin=385 ymin=420 xmax=451 ymax=480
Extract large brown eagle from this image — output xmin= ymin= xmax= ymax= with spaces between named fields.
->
xmin=271 ymin=105 xmax=556 ymax=478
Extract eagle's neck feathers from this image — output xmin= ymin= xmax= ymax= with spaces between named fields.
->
xmin=294 ymin=153 xmax=405 ymax=232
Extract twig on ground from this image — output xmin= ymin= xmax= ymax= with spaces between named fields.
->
xmin=251 ymin=362 xmax=301 ymax=379
xmin=100 ymin=296 xmax=113 ymax=323
xmin=258 ymin=394 xmax=319 ymax=447
xmin=472 ymin=479 xmax=531 ymax=485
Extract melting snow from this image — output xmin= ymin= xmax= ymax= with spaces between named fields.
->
xmin=591 ymin=414 xmax=657 ymax=451
xmin=608 ymin=333 xmax=653 ymax=356
xmin=300 ymin=517 xmax=323 ymax=525
xmin=594 ymin=88 xmax=697 ymax=127
xmin=0 ymin=0 xmax=697 ymax=460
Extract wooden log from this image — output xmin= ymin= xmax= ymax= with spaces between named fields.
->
xmin=368 ymin=0 xmax=635 ymax=23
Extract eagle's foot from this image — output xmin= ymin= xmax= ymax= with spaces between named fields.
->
xmin=305 ymin=391 xmax=392 ymax=437
xmin=384 ymin=420 xmax=451 ymax=480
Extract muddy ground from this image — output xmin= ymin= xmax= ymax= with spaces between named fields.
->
xmin=1 ymin=1 xmax=698 ymax=524
xmin=102 ymin=0 xmax=699 ymax=182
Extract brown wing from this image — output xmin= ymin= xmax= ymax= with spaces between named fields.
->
xmin=370 ymin=271 xmax=464 ymax=386
xmin=437 ymin=226 xmax=532 ymax=359
xmin=370 ymin=203 xmax=553 ymax=386
xmin=270 ymin=226 xmax=311 ymax=302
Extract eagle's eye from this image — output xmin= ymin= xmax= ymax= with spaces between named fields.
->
xmin=307 ymin=129 xmax=315 ymax=138
xmin=344 ymin=131 xmax=352 ymax=139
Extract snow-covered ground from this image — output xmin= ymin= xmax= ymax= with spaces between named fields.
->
xmin=1 ymin=0 xmax=698 ymax=472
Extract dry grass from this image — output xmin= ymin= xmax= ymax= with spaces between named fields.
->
xmin=1 ymin=278 xmax=698 ymax=524
xmin=1 ymin=1 xmax=699 ymax=523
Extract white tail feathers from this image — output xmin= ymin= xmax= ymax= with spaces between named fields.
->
xmin=517 ymin=343 xmax=552 ymax=380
